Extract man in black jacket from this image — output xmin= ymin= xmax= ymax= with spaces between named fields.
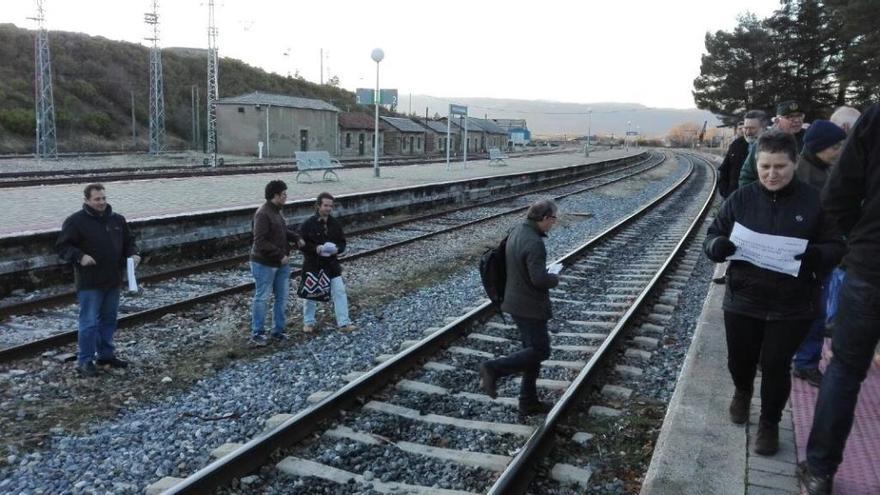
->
xmin=799 ymin=103 xmax=880 ymax=495
xmin=479 ymin=199 xmax=560 ymax=416
xmin=298 ymin=192 xmax=355 ymax=333
xmin=718 ymin=110 xmax=766 ymax=198
xmin=56 ymin=184 xmax=138 ymax=377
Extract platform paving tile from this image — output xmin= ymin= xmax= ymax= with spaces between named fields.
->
xmin=1 ymin=149 xmax=636 ymax=235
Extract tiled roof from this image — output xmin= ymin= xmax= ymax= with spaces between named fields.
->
xmin=418 ymin=120 xmax=452 ymax=133
xmin=217 ymin=91 xmax=340 ymax=112
xmin=469 ymin=118 xmax=508 ymax=134
xmin=380 ymin=116 xmax=428 ymax=133
xmin=339 ymin=112 xmax=389 ymax=130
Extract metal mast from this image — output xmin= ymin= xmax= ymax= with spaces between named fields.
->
xmin=31 ymin=0 xmax=57 ymax=159
xmin=206 ymin=0 xmax=219 ymax=166
xmin=145 ymin=0 xmax=166 ymax=154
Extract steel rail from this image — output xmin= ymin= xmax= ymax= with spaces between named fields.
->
xmin=161 ymin=151 xmax=708 ymax=494
xmin=0 ymin=152 xmax=652 ymax=320
xmin=486 ymin=152 xmax=717 ymax=494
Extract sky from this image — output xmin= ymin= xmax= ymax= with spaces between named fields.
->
xmin=3 ymin=0 xmax=781 ymax=109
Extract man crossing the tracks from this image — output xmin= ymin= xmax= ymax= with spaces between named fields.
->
xmin=249 ymin=180 xmax=303 ymax=346
xmin=298 ymin=192 xmax=356 ymax=333
xmin=479 ymin=199 xmax=561 ymax=416
xmin=56 ymin=183 xmax=139 ymax=377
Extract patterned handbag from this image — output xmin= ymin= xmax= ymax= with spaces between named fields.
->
xmin=297 ymin=269 xmax=331 ymax=301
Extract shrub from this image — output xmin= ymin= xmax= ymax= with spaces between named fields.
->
xmin=0 ymin=109 xmax=35 ymax=135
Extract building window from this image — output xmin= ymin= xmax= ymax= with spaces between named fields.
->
xmin=237 ymin=107 xmax=245 ymax=113
xmin=417 ymin=137 xmax=422 ymax=149
xmin=345 ymin=133 xmax=351 ymax=148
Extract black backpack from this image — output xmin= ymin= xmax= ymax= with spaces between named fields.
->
xmin=479 ymin=235 xmax=509 ymax=312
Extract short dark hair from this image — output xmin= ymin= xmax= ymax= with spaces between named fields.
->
xmin=83 ymin=183 xmax=105 ymax=199
xmin=526 ymin=199 xmax=558 ymax=221
xmin=743 ymin=110 xmax=767 ymax=124
xmin=264 ymin=180 xmax=287 ymax=201
xmin=756 ymin=129 xmax=798 ymax=164
xmin=316 ymin=191 xmax=334 ymax=207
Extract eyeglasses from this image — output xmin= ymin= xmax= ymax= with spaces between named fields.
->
xmin=548 ymin=215 xmax=557 ymax=219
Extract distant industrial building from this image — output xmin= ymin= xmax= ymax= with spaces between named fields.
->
xmin=216 ymin=92 xmax=339 ymax=157
xmin=492 ymin=119 xmax=531 ymax=148
xmin=338 ymin=112 xmax=387 ymax=157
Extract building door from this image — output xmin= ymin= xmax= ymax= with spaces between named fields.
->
xmin=358 ymin=133 xmax=365 ymax=155
xmin=409 ymin=136 xmax=414 ymax=154
xmin=299 ymin=130 xmax=308 ymax=151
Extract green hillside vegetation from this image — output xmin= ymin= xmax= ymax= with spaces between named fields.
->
xmin=0 ymin=23 xmax=362 ymax=153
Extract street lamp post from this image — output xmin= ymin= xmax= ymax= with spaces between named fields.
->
xmin=625 ymin=121 xmax=631 ymax=150
xmin=585 ymin=108 xmax=592 ymax=157
xmin=371 ymin=48 xmax=384 ymax=178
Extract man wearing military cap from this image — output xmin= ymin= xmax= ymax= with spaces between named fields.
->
xmin=738 ymin=99 xmax=807 ymax=187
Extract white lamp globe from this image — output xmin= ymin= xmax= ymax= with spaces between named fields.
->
xmin=371 ymin=48 xmax=384 ymax=63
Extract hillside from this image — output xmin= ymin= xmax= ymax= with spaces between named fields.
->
xmin=402 ymin=95 xmax=721 ymax=138
xmin=0 ymin=23 xmax=362 ymax=153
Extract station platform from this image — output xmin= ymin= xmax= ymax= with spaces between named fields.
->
xmin=0 ymin=149 xmax=638 ymax=236
xmin=642 ymin=264 xmax=880 ymax=495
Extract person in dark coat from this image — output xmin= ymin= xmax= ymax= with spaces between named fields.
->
xmin=704 ymin=130 xmax=845 ymax=456
xmin=739 ymin=100 xmax=807 ymax=187
xmin=799 ymin=103 xmax=880 ymax=495
xmin=249 ymin=180 xmax=303 ymax=346
xmin=718 ymin=110 xmax=766 ymax=198
xmin=298 ymin=192 xmax=355 ymax=333
xmin=56 ymin=184 xmax=139 ymax=377
xmin=791 ymin=120 xmax=848 ymax=386
xmin=479 ymin=199 xmax=560 ymax=416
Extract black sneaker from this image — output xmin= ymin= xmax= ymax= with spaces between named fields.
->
xmin=519 ymin=400 xmax=553 ymax=416
xmin=796 ymin=461 xmax=833 ymax=495
xmin=479 ymin=364 xmax=497 ymax=399
xmin=270 ymin=332 xmax=289 ymax=342
xmin=249 ymin=335 xmax=268 ymax=347
xmin=76 ymin=361 xmax=98 ymax=377
xmin=754 ymin=421 xmax=779 ymax=456
xmin=793 ymin=367 xmax=823 ymax=388
xmin=729 ymin=389 xmax=751 ymax=425
xmin=96 ymin=357 xmax=129 ymax=369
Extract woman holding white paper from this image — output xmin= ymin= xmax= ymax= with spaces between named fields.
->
xmin=703 ymin=129 xmax=845 ymax=457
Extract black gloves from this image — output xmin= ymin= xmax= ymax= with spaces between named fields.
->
xmin=708 ymin=237 xmax=737 ymax=262
xmin=795 ymin=245 xmax=822 ymax=274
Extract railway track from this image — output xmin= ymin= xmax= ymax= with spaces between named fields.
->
xmin=0 ymin=149 xmax=571 ymax=188
xmin=149 ymin=152 xmax=715 ymax=494
xmin=0 ymin=152 xmax=666 ymax=362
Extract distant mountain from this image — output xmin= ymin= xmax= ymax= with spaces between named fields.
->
xmin=399 ymin=95 xmax=721 ymax=138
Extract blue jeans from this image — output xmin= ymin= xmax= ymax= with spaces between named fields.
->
xmin=806 ymin=272 xmax=880 ymax=476
xmin=251 ymin=261 xmax=291 ymax=336
xmin=77 ymin=288 xmax=120 ymax=365
xmin=303 ymin=276 xmax=350 ymax=327
xmin=794 ymin=276 xmax=831 ymax=370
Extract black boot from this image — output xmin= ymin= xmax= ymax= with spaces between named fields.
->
xmin=754 ymin=421 xmax=779 ymax=456
xmin=479 ymin=363 xmax=497 ymax=399
xmin=729 ymin=389 xmax=751 ymax=425
xmin=518 ymin=399 xmax=553 ymax=416
xmin=796 ymin=462 xmax=832 ymax=495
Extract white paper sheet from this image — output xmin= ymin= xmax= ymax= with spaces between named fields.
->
xmin=547 ymin=262 xmax=563 ymax=275
xmin=126 ymin=257 xmax=138 ymax=293
xmin=727 ymin=222 xmax=808 ymax=277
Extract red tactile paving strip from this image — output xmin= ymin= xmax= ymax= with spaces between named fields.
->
xmin=791 ymin=339 xmax=880 ymax=495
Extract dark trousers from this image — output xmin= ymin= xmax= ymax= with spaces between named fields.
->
xmin=807 ymin=273 xmax=880 ymax=476
xmin=484 ymin=316 xmax=551 ymax=402
xmin=724 ymin=312 xmax=811 ymax=424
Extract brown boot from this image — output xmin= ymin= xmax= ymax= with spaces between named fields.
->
xmin=729 ymin=389 xmax=751 ymax=425
xmin=754 ymin=421 xmax=779 ymax=456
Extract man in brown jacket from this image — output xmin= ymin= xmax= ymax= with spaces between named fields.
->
xmin=480 ymin=199 xmax=560 ymax=415
xmin=249 ymin=180 xmax=303 ymax=346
